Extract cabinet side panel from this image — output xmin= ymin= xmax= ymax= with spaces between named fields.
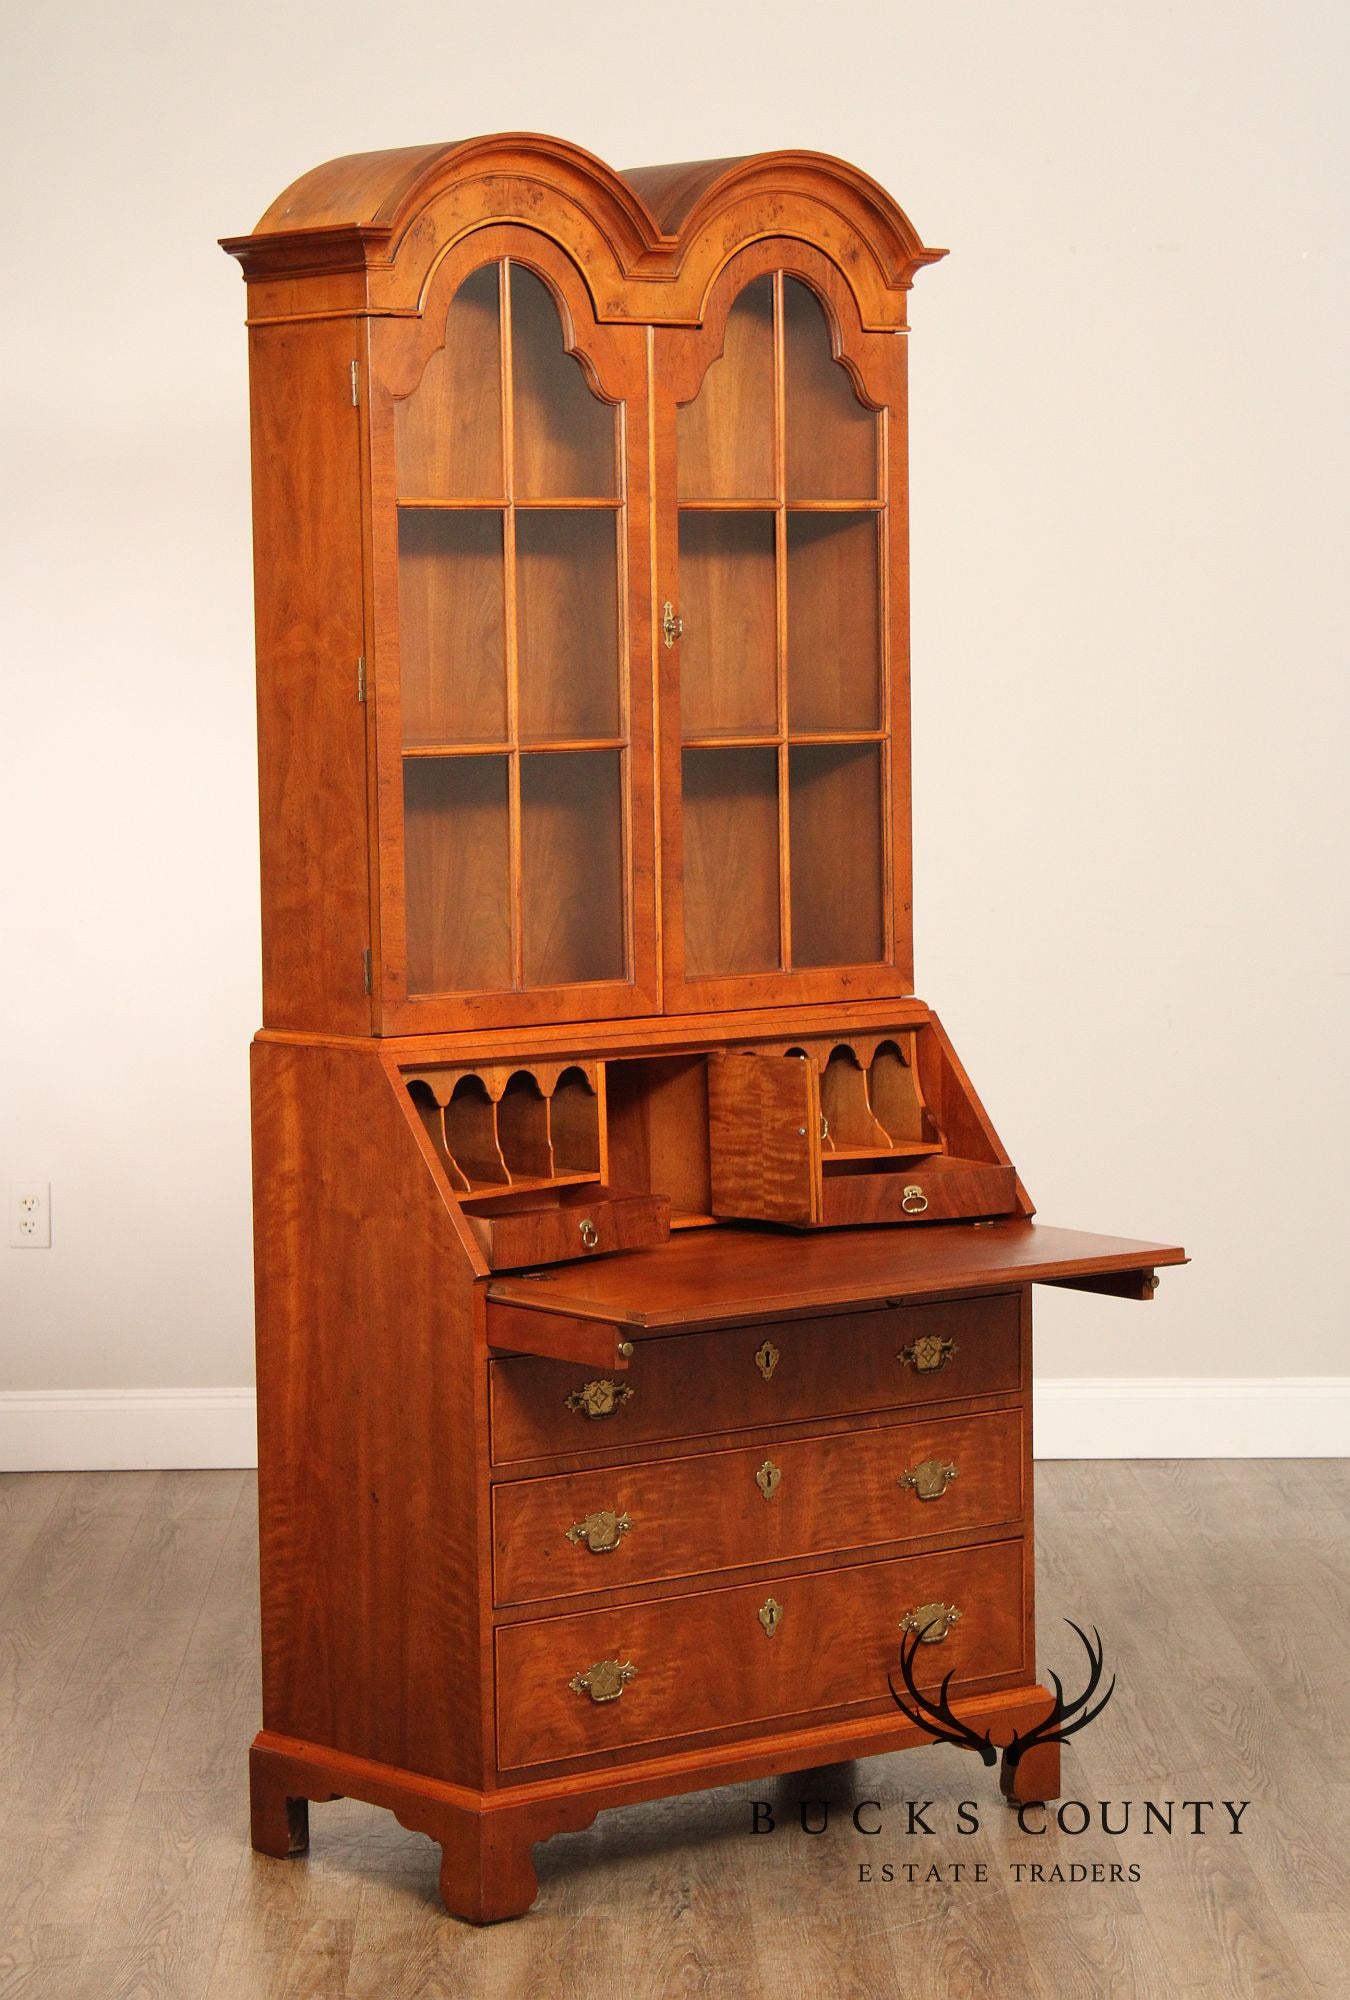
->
xmin=251 ymin=1040 xmax=488 ymax=1785
xmin=248 ymin=319 xmax=371 ymax=1032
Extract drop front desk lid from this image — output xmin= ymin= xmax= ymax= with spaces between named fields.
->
xmin=484 ymin=1219 xmax=1188 ymax=1366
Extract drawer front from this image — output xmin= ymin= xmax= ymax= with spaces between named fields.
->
xmin=493 ymin=1408 xmax=1023 ymax=1605
xmin=466 ymin=1187 xmax=670 ymax=1270
xmin=489 ymin=1292 xmax=1021 ymax=1465
xmin=495 ymin=1536 xmax=1025 ymax=1770
xmin=820 ymin=1160 xmax=1018 ymax=1227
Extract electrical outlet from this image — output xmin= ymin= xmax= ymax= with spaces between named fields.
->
xmin=10 ymin=1183 xmax=51 ymax=1248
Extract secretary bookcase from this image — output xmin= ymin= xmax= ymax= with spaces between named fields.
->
xmin=224 ymin=136 xmax=1184 ymax=1922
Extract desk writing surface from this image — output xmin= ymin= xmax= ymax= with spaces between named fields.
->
xmin=485 ymin=1219 xmax=1188 ymax=1332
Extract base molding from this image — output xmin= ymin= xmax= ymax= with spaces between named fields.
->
xmin=250 ymin=1689 xmax=1056 ymax=1925
xmin=1 ymin=1380 xmax=1345 ymax=1470
xmin=1033 ymin=1376 xmax=1350 ymax=1459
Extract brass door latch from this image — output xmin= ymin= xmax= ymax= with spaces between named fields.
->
xmin=565 ymin=1508 xmax=632 ymax=1553
xmin=662 ymin=599 xmax=683 ymax=648
xmin=899 ymin=1458 xmax=959 ymax=1501
xmin=569 ymin=1659 xmax=637 ymax=1703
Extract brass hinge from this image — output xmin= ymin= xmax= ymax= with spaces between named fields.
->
xmin=350 ymin=359 xmax=360 ymax=406
xmin=362 ymin=948 xmax=372 ymax=995
xmin=357 ymin=656 xmax=367 ymax=703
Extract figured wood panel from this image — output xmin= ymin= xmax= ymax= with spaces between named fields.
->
xmin=251 ymin=1040 xmax=489 ymax=1784
xmin=397 ymin=510 xmax=507 ymax=745
xmin=786 ymin=514 xmax=881 ymax=732
xmin=783 ymin=275 xmax=878 ymax=500
xmin=485 ymin=1220 xmax=1188 ymax=1331
xmin=495 ymin=1535 xmax=1025 ymax=1768
xmin=789 ymin=743 xmax=885 ymax=967
xmin=520 ymin=751 xmax=625 ymax=987
xmin=510 ymin=264 xmax=616 ymax=498
xmin=680 ymin=748 xmax=780 ymax=977
xmin=515 ymin=511 xmax=620 ymax=742
xmin=488 ymin=1294 xmax=1022 ymax=1464
xmin=394 ymin=262 xmax=503 ymax=499
xmin=707 ymin=1050 xmax=819 ymax=1224
xmin=676 ymin=277 xmax=775 ymax=500
xmin=492 ymin=1407 xmax=1023 ymax=1604
xmin=403 ymin=755 xmax=511 ymax=993
xmin=677 ymin=513 xmax=777 ymax=738
xmin=248 ymin=319 xmax=371 ymax=1033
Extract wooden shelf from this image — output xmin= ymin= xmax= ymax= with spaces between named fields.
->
xmin=403 ymin=740 xmax=627 ymax=758
xmin=675 ymin=498 xmax=881 ymax=513
xmin=822 ymin=1141 xmax=944 ymax=1162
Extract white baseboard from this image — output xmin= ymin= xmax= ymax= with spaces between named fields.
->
xmin=0 ymin=1389 xmax=258 ymax=1472
xmin=0 ymin=1380 xmax=1345 ymax=1472
xmin=1033 ymin=1377 xmax=1350 ymax=1458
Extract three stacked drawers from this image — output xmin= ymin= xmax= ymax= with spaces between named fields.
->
xmin=488 ymin=1291 xmax=1030 ymax=1772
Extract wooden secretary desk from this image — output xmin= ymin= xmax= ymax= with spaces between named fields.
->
xmin=222 ymin=134 xmax=1185 ymax=1923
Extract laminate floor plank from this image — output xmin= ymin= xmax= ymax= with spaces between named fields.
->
xmin=0 ymin=1462 xmax=1346 ymax=2000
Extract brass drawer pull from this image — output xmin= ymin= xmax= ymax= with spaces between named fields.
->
xmin=565 ymin=1379 xmax=634 ymax=1420
xmin=898 ymin=1335 xmax=956 ymax=1374
xmin=901 ymin=1184 xmax=929 ymax=1215
xmin=899 ymin=1601 xmax=962 ymax=1644
xmin=755 ymin=1459 xmax=782 ymax=1500
xmin=565 ymin=1508 xmax=632 ymax=1554
xmin=900 ymin=1458 xmax=958 ymax=1501
xmin=569 ymin=1659 xmax=637 ymax=1703
xmin=758 ymin=1596 xmax=783 ymax=1637
xmin=754 ymin=1339 xmax=779 ymax=1381
xmin=578 ymin=1217 xmax=600 ymax=1250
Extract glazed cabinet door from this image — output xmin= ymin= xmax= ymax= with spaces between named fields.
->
xmin=655 ymin=245 xmax=913 ymax=1013
xmin=368 ymin=229 xmax=658 ymax=1032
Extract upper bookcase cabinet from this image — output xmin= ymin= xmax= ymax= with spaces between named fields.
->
xmin=223 ymin=136 xmax=944 ymax=1034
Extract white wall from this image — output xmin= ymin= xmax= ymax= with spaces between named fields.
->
xmin=2 ymin=0 xmax=1347 ymax=1461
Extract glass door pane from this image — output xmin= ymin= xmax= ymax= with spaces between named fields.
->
xmin=520 ymin=751 xmax=625 ymax=985
xmin=677 ymin=278 xmax=775 ymax=501
xmin=516 ymin=511 xmax=620 ymax=742
xmin=789 ymin=743 xmax=884 ymax=967
xmin=681 ymin=747 xmax=781 ymax=976
xmin=404 ymin=755 xmax=512 ymax=994
xmin=511 ymin=265 xmax=617 ymax=498
xmin=786 ymin=515 xmax=881 ymax=732
xmin=394 ymin=264 xmax=503 ymax=500
xmin=674 ymin=271 xmax=887 ymax=983
xmin=395 ymin=252 xmax=634 ymax=999
xmin=397 ymin=510 xmax=507 ymax=747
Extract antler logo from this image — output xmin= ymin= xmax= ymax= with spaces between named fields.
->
xmin=888 ymin=1618 xmax=1116 ymax=1771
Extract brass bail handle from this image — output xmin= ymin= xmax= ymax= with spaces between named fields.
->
xmin=898 ymin=1335 xmax=956 ymax=1375
xmin=565 ymin=1508 xmax=633 ymax=1554
xmin=569 ymin=1659 xmax=637 ymax=1703
xmin=899 ymin=1458 xmax=959 ymax=1501
xmin=899 ymin=1601 xmax=962 ymax=1644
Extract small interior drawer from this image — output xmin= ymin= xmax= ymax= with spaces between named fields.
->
xmin=494 ymin=1534 xmax=1027 ymax=1770
xmin=819 ymin=1156 xmax=1018 ymax=1227
xmin=464 ymin=1184 xmax=670 ymax=1270
xmin=492 ymin=1406 xmax=1024 ymax=1605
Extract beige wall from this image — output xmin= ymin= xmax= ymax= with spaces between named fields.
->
xmin=3 ymin=0 xmax=1346 ymax=1407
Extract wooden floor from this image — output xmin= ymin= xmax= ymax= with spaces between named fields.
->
xmin=0 ymin=1462 xmax=1346 ymax=1998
